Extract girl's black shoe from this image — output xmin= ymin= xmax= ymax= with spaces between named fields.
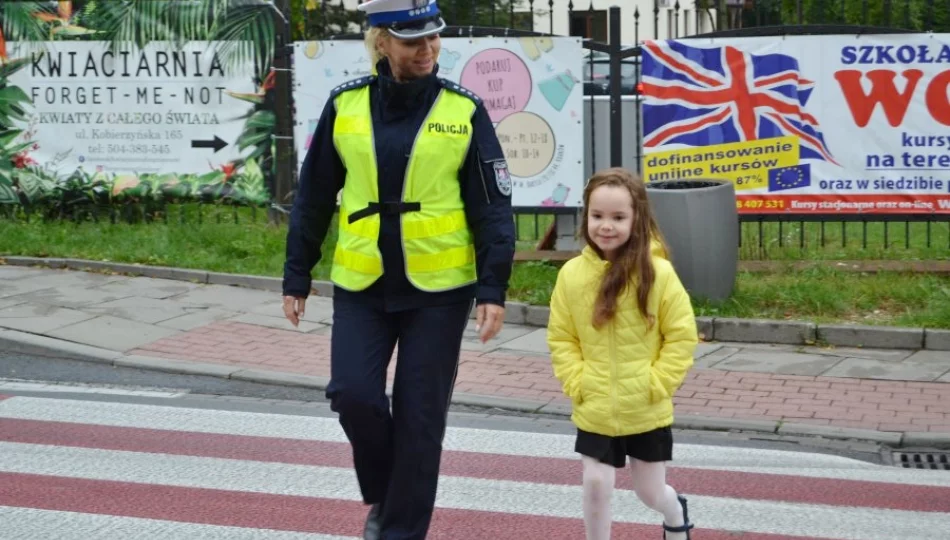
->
xmin=662 ymin=495 xmax=694 ymax=539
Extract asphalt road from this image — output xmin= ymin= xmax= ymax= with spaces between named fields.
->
xmin=0 ymin=349 xmax=324 ymax=401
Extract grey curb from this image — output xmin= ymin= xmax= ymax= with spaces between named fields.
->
xmin=714 ymin=317 xmax=817 ymax=345
xmin=2 ymin=327 xmax=948 ymax=448
xmin=2 ymin=257 xmax=950 ymax=352
xmin=525 ymin=306 xmax=550 ymax=327
xmin=901 ymin=432 xmax=950 ymax=449
xmin=230 ymin=369 xmax=330 ymax=388
xmin=451 ymin=393 xmax=549 ymax=413
xmin=776 ymin=422 xmax=904 ymax=446
xmin=0 ymin=328 xmax=122 ymax=364
xmin=695 ymin=317 xmax=714 ymax=341
xmin=117 ymin=355 xmax=242 ymax=378
xmin=924 ymin=329 xmax=950 ymax=351
xmin=817 ymin=324 xmax=924 ymax=350
xmin=674 ymin=415 xmax=780 ymax=433
xmin=206 ymin=272 xmax=284 ymax=292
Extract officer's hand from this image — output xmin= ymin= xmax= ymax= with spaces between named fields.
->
xmin=476 ymin=303 xmax=505 ymax=343
xmin=282 ymin=295 xmax=306 ymax=327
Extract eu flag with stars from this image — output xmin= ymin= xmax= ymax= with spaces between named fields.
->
xmin=768 ymin=164 xmax=811 ymax=192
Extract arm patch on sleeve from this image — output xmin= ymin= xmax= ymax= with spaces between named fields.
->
xmin=493 ymin=160 xmax=512 ymax=197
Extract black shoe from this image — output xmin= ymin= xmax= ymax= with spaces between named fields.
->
xmin=662 ymin=495 xmax=694 ymax=539
xmin=363 ymin=503 xmax=382 ymax=540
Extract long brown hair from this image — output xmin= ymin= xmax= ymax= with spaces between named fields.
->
xmin=579 ymin=168 xmax=669 ymax=329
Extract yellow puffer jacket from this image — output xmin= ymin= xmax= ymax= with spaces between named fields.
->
xmin=546 ymin=242 xmax=698 ymax=437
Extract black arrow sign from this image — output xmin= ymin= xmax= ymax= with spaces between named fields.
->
xmin=191 ymin=135 xmax=228 ymax=153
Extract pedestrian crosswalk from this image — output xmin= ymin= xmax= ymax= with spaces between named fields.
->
xmin=1 ymin=394 xmax=948 ymax=539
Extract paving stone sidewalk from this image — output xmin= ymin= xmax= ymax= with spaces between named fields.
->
xmin=2 ymin=264 xmax=949 ymax=442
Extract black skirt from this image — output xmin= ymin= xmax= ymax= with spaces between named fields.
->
xmin=575 ymin=426 xmax=674 ymax=469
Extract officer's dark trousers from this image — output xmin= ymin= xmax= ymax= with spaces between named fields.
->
xmin=326 ymin=295 xmax=473 ymax=540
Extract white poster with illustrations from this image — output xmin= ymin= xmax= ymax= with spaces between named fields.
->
xmin=293 ymin=37 xmax=584 ymax=208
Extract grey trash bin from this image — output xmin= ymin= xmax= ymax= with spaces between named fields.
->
xmin=644 ymin=179 xmax=738 ymax=302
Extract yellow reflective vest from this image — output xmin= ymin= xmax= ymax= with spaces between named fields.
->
xmin=330 ymin=78 xmax=478 ymax=292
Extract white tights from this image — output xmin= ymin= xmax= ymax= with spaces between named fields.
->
xmin=581 ymin=455 xmax=687 ymax=540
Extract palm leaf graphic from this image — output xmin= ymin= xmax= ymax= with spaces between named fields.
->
xmin=92 ymin=0 xmax=276 ymax=81
xmin=0 ymin=1 xmax=49 ymax=43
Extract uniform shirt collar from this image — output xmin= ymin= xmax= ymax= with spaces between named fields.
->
xmin=375 ymin=57 xmax=439 ymax=111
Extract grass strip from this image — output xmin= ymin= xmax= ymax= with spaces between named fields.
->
xmin=2 ymin=209 xmax=948 ymax=328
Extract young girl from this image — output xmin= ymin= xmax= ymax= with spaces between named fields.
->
xmin=547 ymin=167 xmax=698 ymax=540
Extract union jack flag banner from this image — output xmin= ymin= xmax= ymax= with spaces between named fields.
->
xmin=637 ymin=34 xmax=950 ymax=216
xmin=640 ymin=39 xmax=838 ymax=165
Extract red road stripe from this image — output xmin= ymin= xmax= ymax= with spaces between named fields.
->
xmin=2 ymin=418 xmax=947 ymax=513
xmin=0 ymin=472 xmax=825 ymax=540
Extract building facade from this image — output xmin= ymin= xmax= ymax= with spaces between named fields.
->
xmin=522 ymin=0 xmax=719 ymax=43
xmin=337 ymin=0 xmax=727 ymax=43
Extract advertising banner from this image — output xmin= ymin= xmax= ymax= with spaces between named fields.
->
xmin=2 ymin=40 xmax=271 ymax=207
xmin=293 ymin=36 xmax=585 ymax=208
xmin=640 ymin=34 xmax=950 ymax=214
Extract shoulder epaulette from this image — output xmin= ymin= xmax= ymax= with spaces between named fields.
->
xmin=439 ymin=78 xmax=482 ymax=104
xmin=330 ymin=75 xmax=376 ymax=98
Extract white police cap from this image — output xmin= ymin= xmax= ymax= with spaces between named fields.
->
xmin=358 ymin=0 xmax=447 ymax=39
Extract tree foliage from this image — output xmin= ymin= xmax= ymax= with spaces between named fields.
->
xmin=694 ymin=0 xmax=950 ymax=32
xmin=290 ymin=0 xmax=363 ymax=40
xmin=291 ymin=0 xmax=535 ymax=41
xmin=438 ymin=0 xmax=535 ymax=29
xmin=755 ymin=0 xmax=950 ymax=31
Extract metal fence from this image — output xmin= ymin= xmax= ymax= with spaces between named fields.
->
xmin=323 ymin=0 xmax=947 ymax=255
xmin=5 ymin=0 xmax=948 ymax=258
xmin=293 ymin=0 xmax=950 ymax=254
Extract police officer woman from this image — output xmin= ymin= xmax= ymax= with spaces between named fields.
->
xmin=281 ymin=0 xmax=516 ymax=538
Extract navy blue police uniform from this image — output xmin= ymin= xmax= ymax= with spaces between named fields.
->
xmin=282 ymin=45 xmax=516 ymax=540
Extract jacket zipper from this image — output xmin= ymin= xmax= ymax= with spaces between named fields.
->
xmin=609 ymin=318 xmax=619 ymax=434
